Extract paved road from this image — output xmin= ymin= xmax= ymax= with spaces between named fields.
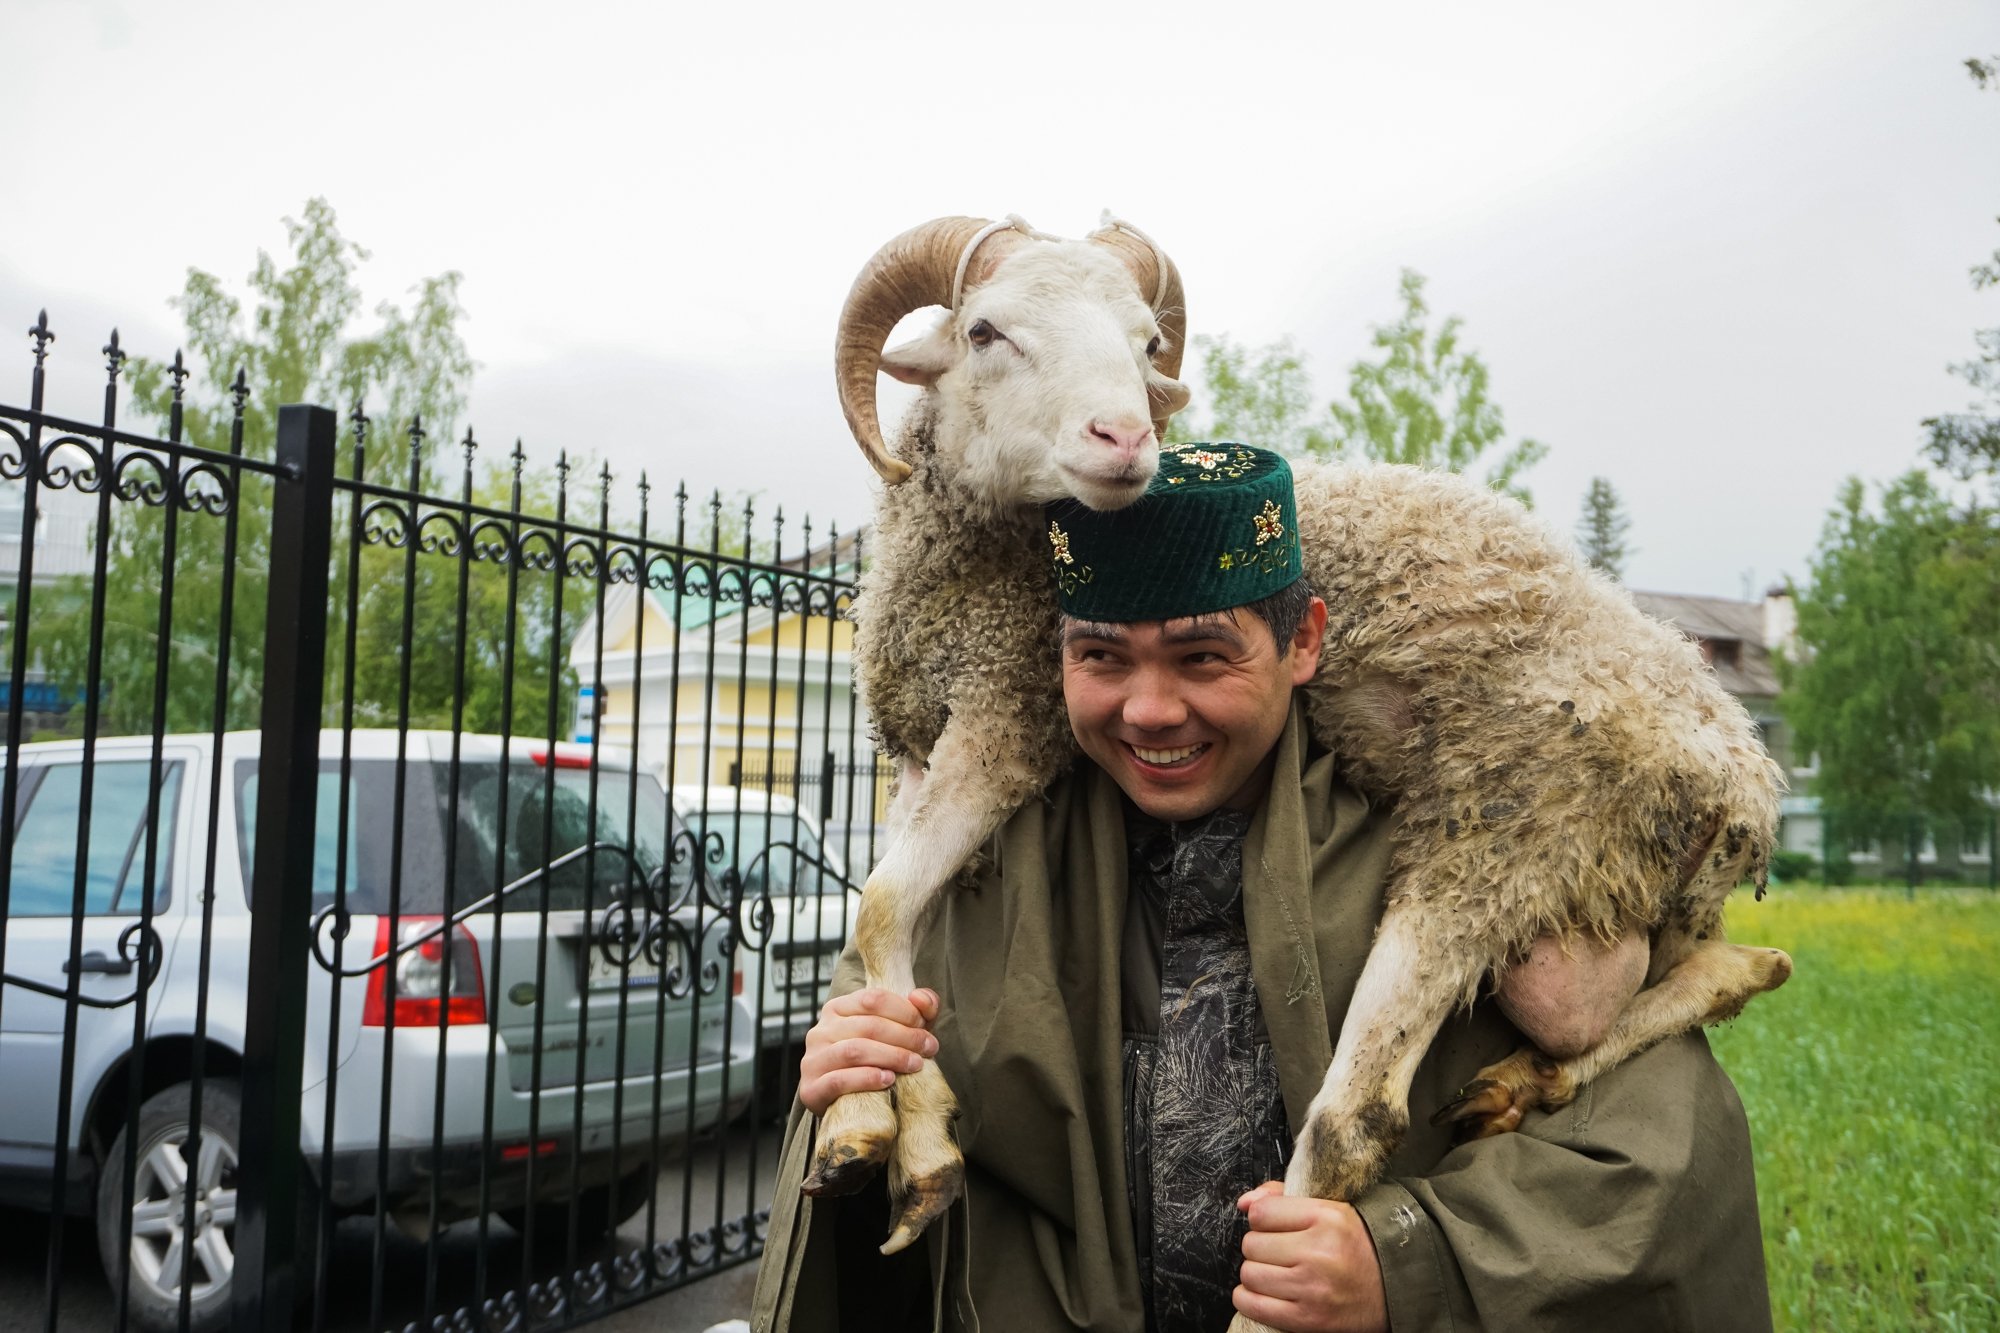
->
xmin=0 ymin=1125 xmax=783 ymax=1332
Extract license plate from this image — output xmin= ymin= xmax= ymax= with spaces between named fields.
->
xmin=584 ymin=943 xmax=661 ymax=990
xmin=781 ymin=951 xmax=839 ymax=988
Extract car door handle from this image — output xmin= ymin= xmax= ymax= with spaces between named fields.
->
xmin=64 ymin=951 xmax=134 ymax=976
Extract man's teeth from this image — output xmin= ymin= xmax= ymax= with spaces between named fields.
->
xmin=1132 ymin=743 xmax=1207 ymax=766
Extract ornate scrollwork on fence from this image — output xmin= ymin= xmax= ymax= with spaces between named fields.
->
xmin=562 ymin=534 xmax=602 ymax=581
xmin=0 ymin=421 xmax=29 ymax=482
xmin=110 ymin=449 xmax=174 ymax=506
xmin=415 ymin=508 xmax=467 ymax=558
xmin=359 ymin=496 xmax=412 ymax=548
xmin=516 ymin=525 xmax=561 ymax=573
xmin=178 ymin=459 xmax=237 ymax=515
xmin=466 ymin=516 xmax=515 ymax=564
xmin=603 ymin=543 xmax=643 ymax=587
xmin=37 ymin=435 xmax=104 ymax=493
xmin=526 ymin=1275 xmax=566 ymax=1323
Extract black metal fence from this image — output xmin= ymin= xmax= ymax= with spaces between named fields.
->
xmin=1775 ymin=811 xmax=1999 ymax=890
xmin=0 ymin=315 xmax=875 ymax=1332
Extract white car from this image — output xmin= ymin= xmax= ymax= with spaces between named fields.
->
xmin=0 ymin=731 xmax=756 ymax=1332
xmin=668 ymin=786 xmax=858 ymax=1104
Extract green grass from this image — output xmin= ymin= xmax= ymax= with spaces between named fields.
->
xmin=1713 ymin=888 xmax=2000 ymax=1331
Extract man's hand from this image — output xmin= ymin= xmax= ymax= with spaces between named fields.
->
xmin=797 ymin=987 xmax=940 ymax=1116
xmin=1233 ymin=1181 xmax=1388 ymax=1333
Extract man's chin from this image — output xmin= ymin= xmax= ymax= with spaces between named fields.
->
xmin=1117 ymin=773 xmax=1225 ymax=823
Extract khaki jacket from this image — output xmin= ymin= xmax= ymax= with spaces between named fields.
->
xmin=751 ymin=702 xmax=1772 ymax=1331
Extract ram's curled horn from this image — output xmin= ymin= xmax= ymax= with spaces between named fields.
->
xmin=835 ymin=216 xmax=1025 ymax=485
xmin=1088 ymin=214 xmax=1188 ymax=444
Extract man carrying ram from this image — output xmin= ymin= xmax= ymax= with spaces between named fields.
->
xmin=750 ymin=449 xmax=1774 ymax=1332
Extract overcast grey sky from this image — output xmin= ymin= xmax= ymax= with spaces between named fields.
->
xmin=4 ymin=0 xmax=1995 ymax=597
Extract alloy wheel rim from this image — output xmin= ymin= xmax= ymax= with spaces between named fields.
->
xmin=126 ymin=1122 xmax=238 ymax=1303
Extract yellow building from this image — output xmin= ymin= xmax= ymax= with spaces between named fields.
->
xmin=566 ymin=574 xmax=890 ymax=855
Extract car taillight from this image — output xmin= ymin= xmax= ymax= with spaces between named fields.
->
xmin=361 ymin=917 xmax=487 ymax=1028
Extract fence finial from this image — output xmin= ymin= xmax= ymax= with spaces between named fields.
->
xmin=169 ymin=349 xmax=189 ymax=400
xmin=231 ymin=366 xmax=250 ymax=411
xmin=103 ymin=328 xmax=125 ymax=380
xmin=28 ymin=309 xmax=53 ymax=365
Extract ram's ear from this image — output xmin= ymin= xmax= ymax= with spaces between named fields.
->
xmin=881 ymin=326 xmax=960 ymax=387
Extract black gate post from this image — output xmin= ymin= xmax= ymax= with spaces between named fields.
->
xmin=233 ymin=404 xmax=337 ymax=1328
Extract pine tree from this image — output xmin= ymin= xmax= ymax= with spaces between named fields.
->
xmin=1576 ymin=476 xmax=1633 ymax=580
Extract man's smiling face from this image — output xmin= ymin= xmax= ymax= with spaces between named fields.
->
xmin=1060 ymin=596 xmax=1327 ymax=821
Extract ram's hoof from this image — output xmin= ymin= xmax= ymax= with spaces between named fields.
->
xmin=881 ymin=1156 xmax=963 ymax=1256
xmin=1431 ymin=1048 xmax=1575 ymax=1141
xmin=801 ymin=1133 xmax=892 ymax=1198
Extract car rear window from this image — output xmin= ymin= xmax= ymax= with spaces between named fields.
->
xmin=235 ymin=760 xmax=444 ymax=914
xmin=679 ymin=806 xmax=839 ymax=898
xmin=441 ymin=761 xmax=674 ymax=912
xmin=234 ymin=755 xmax=674 ymax=915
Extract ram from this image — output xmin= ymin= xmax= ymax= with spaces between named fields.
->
xmin=809 ymin=216 xmax=1791 ymax=1310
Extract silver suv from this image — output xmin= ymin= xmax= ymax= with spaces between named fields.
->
xmin=0 ymin=730 xmax=756 ymax=1332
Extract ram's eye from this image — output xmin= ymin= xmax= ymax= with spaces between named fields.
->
xmin=1145 ymin=335 xmax=1161 ymax=357
xmin=969 ymin=319 xmax=999 ymax=348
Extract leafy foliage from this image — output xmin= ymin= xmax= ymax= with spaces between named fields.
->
xmin=1778 ymin=472 xmax=2000 ymax=832
xmin=1170 ymin=271 xmax=1548 ymax=507
xmin=1576 ymin=476 xmax=1634 ymax=579
xmin=1165 ymin=334 xmax=1332 ymax=456
xmin=32 ymin=199 xmax=579 ymax=739
xmin=1923 ymin=56 xmax=2000 ymax=492
xmin=1323 ymin=269 xmax=1547 ymax=507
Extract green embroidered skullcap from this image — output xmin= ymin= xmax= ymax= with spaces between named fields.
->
xmin=1045 ymin=443 xmax=1302 ymax=622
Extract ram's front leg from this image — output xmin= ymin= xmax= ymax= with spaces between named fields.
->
xmin=800 ymin=719 xmax=1041 ymax=1254
xmin=1227 ymin=901 xmax=1477 ymax=1333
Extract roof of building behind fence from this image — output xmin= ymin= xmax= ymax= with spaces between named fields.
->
xmin=1631 ymin=590 xmax=1783 ymax=700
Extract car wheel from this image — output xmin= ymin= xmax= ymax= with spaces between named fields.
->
xmin=500 ymin=1164 xmax=656 ymax=1249
xmin=94 ymin=1079 xmax=316 ymax=1333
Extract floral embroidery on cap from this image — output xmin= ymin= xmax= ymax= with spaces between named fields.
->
xmin=1253 ymin=499 xmax=1284 ymax=546
xmin=1178 ymin=448 xmax=1227 ymax=471
xmin=1049 ymin=521 xmax=1073 ymax=565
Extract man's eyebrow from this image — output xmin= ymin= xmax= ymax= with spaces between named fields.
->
xmin=1062 ymin=620 xmax=1127 ymax=645
xmin=1160 ymin=612 xmax=1246 ymax=646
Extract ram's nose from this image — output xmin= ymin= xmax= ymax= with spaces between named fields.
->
xmin=1087 ymin=417 xmax=1154 ymax=464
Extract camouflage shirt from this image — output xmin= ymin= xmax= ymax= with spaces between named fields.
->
xmin=1122 ymin=807 xmax=1292 ymax=1333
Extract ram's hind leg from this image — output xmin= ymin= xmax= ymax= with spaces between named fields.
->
xmin=1434 ymin=925 xmax=1792 ymax=1138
